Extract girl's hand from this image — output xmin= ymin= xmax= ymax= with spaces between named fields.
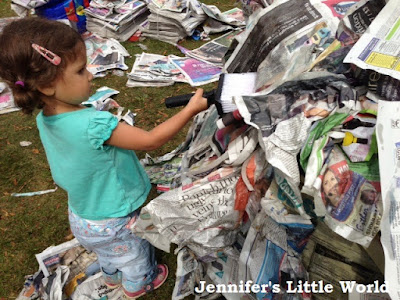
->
xmin=186 ymin=88 xmax=208 ymax=115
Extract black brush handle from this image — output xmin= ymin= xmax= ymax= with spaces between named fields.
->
xmin=165 ymin=90 xmax=215 ymax=108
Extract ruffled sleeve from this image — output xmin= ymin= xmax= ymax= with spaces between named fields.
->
xmin=87 ymin=110 xmax=119 ymax=149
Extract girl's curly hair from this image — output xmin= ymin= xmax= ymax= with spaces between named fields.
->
xmin=0 ymin=17 xmax=84 ymax=114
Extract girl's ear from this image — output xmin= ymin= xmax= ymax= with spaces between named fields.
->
xmin=37 ymin=84 xmax=56 ymax=97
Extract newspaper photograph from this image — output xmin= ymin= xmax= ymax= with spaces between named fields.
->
xmin=344 ymin=0 xmax=400 ymax=80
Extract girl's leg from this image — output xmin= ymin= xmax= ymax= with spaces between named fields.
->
xmin=68 ymin=210 xmax=157 ymax=289
xmin=108 ymin=221 xmax=168 ymax=298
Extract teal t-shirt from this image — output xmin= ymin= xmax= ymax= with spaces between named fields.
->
xmin=36 ymin=107 xmax=151 ymax=220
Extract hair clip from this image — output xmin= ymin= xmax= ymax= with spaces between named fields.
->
xmin=32 ymin=43 xmax=61 ymax=66
xmin=15 ymin=80 xmax=25 ymax=87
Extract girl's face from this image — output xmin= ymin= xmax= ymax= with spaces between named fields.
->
xmin=323 ymin=169 xmax=339 ymax=205
xmin=52 ymin=43 xmax=93 ymax=106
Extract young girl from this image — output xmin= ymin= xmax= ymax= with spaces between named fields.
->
xmin=0 ymin=17 xmax=207 ymax=298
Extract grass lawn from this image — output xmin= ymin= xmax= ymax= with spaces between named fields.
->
xmin=0 ymin=0 xmax=236 ymax=297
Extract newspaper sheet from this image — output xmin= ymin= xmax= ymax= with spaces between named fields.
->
xmin=35 ymin=238 xmax=81 ymax=277
xmin=335 ymin=0 xmax=386 ymax=46
xmin=83 ymin=32 xmax=129 ymax=75
xmin=238 ymin=211 xmax=310 ymax=299
xmin=90 ymin=0 xmax=127 ymax=9
xmin=151 ymin=0 xmax=187 ymax=12
xmin=377 ymin=100 xmax=400 ymax=300
xmin=132 ymin=167 xmax=242 ymax=255
xmin=202 ymin=18 xmax=234 ymax=35
xmin=225 ymin=0 xmax=340 ymax=94
xmin=86 ymin=12 xmax=148 ymax=41
xmin=0 ymin=16 xmax=20 ymax=32
xmin=201 ymin=5 xmax=245 ymax=27
xmin=170 ymin=56 xmax=222 ymax=86
xmin=344 ymin=0 xmax=400 ymax=80
xmin=11 ymin=0 xmax=49 ymax=9
xmin=171 ymin=247 xmax=200 ymax=300
xmin=310 ymin=144 xmax=382 ymax=247
xmin=85 ymin=6 xmax=147 ymax=29
xmin=0 ymin=82 xmax=20 ymax=114
xmin=144 ymin=1 xmax=206 ymax=40
xmin=178 ymin=30 xmax=244 ymax=67
xmin=71 ymin=272 xmax=124 ymax=300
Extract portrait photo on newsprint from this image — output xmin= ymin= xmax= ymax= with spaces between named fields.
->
xmin=1 ymin=0 xmax=400 ymax=299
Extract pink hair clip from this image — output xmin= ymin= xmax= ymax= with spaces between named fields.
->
xmin=32 ymin=43 xmax=61 ymax=66
xmin=15 ymin=80 xmax=25 ymax=87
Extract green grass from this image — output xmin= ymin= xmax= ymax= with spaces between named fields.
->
xmin=0 ymin=0 xmax=237 ymax=298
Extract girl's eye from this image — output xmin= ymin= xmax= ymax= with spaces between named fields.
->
xmin=78 ymin=67 xmax=86 ymax=74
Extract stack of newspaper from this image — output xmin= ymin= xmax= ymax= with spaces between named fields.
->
xmin=126 ymin=52 xmax=222 ymax=87
xmin=85 ymin=0 xmax=149 ymax=41
xmin=11 ymin=0 xmax=49 ymax=16
xmin=126 ymin=53 xmax=188 ymax=87
xmin=140 ymin=0 xmax=207 ymax=45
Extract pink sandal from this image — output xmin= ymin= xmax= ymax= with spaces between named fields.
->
xmin=123 ymin=264 xmax=168 ymax=299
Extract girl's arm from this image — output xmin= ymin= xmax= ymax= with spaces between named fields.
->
xmin=105 ymin=89 xmax=208 ymax=151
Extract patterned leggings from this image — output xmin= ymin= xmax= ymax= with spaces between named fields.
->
xmin=68 ymin=209 xmax=157 ymax=292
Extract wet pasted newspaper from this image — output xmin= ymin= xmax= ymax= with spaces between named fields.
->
xmin=234 ymin=72 xmax=383 ymax=247
xmin=225 ymin=0 xmax=340 ymax=94
xmin=344 ymin=0 xmax=400 ymax=80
